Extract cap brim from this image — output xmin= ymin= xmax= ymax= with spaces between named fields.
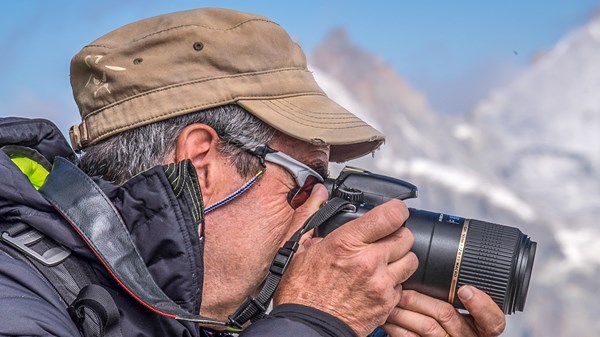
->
xmin=238 ymin=94 xmax=384 ymax=162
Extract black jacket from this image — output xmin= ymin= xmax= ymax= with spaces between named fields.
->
xmin=0 ymin=118 xmax=356 ymax=337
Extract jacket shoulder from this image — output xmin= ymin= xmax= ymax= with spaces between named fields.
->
xmin=241 ymin=304 xmax=357 ymax=337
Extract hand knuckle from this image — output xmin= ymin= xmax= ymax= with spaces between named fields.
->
xmin=436 ymin=303 xmax=457 ymax=324
xmin=400 ymin=226 xmax=415 ymax=245
xmin=486 ymin=317 xmax=507 ymax=336
xmin=407 ymin=251 xmax=419 ymax=271
xmin=390 ymin=286 xmax=404 ymax=307
xmin=396 ymin=263 xmax=416 ymax=284
xmin=399 ymin=290 xmax=416 ymax=307
xmin=334 ymin=252 xmax=377 ymax=280
xmin=330 ymin=236 xmax=359 ymax=258
xmin=358 ymin=254 xmax=379 ymax=275
xmin=331 ymin=242 xmax=350 ymax=259
xmin=371 ymin=278 xmax=391 ymax=296
xmin=389 ymin=305 xmax=402 ymax=319
xmin=419 ymin=317 xmax=439 ymax=336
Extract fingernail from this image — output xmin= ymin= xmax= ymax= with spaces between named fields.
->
xmin=458 ymin=285 xmax=474 ymax=301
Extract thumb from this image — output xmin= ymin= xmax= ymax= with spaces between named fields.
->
xmin=458 ymin=285 xmax=506 ymax=336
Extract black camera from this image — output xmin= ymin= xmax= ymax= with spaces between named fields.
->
xmin=316 ymin=167 xmax=536 ymax=314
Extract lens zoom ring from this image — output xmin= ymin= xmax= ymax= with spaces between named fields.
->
xmin=457 ymin=220 xmax=520 ymax=312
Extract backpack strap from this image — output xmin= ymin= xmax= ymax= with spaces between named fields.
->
xmin=69 ymin=284 xmax=123 ymax=337
xmin=0 ymin=221 xmax=123 ymax=337
xmin=0 ymin=222 xmax=84 ymax=304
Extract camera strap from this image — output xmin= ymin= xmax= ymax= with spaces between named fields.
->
xmin=228 ymin=197 xmax=354 ymax=328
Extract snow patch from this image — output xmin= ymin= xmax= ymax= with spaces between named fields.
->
xmin=392 ymin=113 xmax=423 ymax=145
xmin=588 ymin=19 xmax=600 ymax=41
xmin=453 ymin=123 xmax=476 ymax=141
xmin=377 ymin=157 xmax=536 ymax=221
xmin=555 ymin=228 xmax=600 ymax=270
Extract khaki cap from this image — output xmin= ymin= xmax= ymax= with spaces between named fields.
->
xmin=69 ymin=8 xmax=384 ymax=162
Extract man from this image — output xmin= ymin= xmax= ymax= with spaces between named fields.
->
xmin=0 ymin=7 xmax=505 ymax=337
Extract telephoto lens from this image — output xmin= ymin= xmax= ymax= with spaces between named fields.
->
xmin=318 ymin=167 xmax=537 ymax=315
xmin=403 ymin=209 xmax=536 ymax=314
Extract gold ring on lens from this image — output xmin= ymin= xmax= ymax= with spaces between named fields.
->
xmin=448 ymin=220 xmax=470 ymax=304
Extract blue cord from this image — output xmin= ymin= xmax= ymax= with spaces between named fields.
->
xmin=204 ymin=170 xmax=264 ymax=214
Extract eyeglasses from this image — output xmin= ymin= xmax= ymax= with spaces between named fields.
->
xmin=247 ymin=145 xmax=325 ymax=209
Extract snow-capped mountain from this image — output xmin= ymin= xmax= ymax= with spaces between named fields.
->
xmin=467 ymin=14 xmax=600 ymax=336
xmin=467 ymin=12 xmax=600 ymax=274
xmin=311 ymin=14 xmax=600 ymax=336
xmin=469 ymin=13 xmax=600 ymax=226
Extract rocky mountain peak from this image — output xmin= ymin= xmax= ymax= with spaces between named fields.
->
xmin=312 ymin=28 xmax=430 ymax=115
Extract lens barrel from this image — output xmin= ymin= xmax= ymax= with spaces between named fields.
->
xmin=404 ymin=209 xmax=536 ymax=314
xmin=320 ymin=169 xmax=536 ymax=314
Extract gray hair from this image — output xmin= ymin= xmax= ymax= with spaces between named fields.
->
xmin=78 ymin=105 xmax=276 ymax=185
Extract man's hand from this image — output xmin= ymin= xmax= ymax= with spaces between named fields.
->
xmin=275 ymin=185 xmax=419 ymax=337
xmin=383 ymin=286 xmax=506 ymax=337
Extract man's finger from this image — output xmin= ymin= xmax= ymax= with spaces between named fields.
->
xmin=386 ymin=306 xmax=451 ymax=337
xmin=458 ymin=285 xmax=506 ymax=336
xmin=386 ymin=252 xmax=419 ymax=285
xmin=398 ymin=290 xmax=477 ymax=337
xmin=381 ymin=323 xmax=417 ymax=337
xmin=335 ymin=199 xmax=409 ymax=245
xmin=373 ymin=226 xmax=414 ymax=263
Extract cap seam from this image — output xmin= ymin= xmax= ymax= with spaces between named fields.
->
xmin=264 ymin=100 xmax=364 ymax=125
xmin=82 ymin=19 xmax=279 ymax=49
xmin=268 ymin=101 xmax=364 ymax=124
xmin=269 ymin=98 xmax=364 ymax=120
xmin=261 ymin=102 xmax=368 ymax=129
xmin=84 ymin=44 xmax=113 ymax=49
xmin=133 ymin=18 xmax=278 ymax=43
xmin=81 ymin=67 xmax=310 ymax=119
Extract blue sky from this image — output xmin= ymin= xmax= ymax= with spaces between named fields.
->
xmin=1 ymin=1 xmax=599 ymax=133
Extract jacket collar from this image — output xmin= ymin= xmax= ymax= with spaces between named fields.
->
xmin=94 ymin=160 xmax=205 ymax=314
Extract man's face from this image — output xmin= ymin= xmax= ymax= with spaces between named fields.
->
xmin=200 ymin=133 xmax=329 ymax=319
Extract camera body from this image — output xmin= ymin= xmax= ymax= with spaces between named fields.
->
xmin=317 ymin=167 xmax=536 ymax=314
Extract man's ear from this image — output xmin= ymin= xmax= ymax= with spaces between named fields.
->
xmin=174 ymin=123 xmax=223 ymax=196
